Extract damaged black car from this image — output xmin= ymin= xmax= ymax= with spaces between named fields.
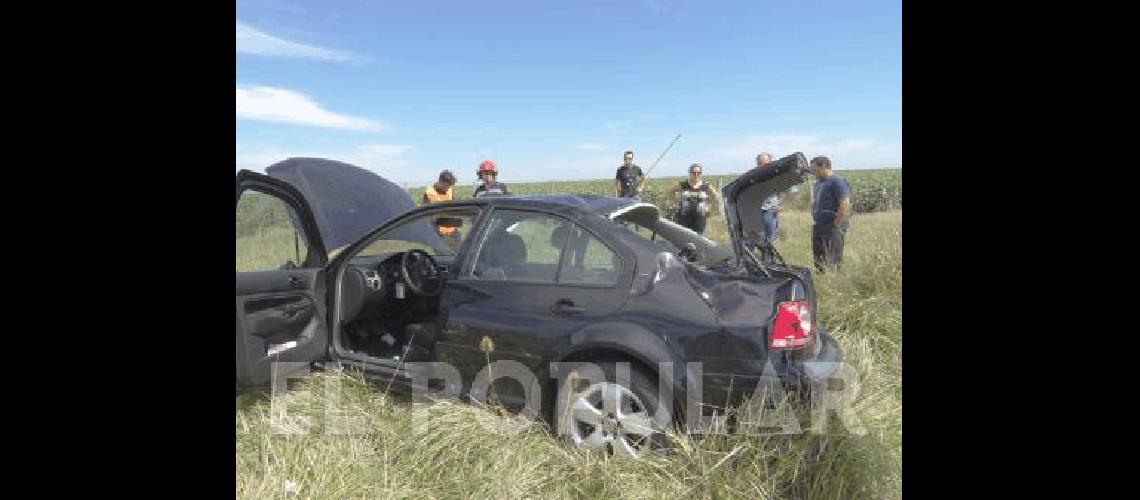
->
xmin=236 ymin=152 xmax=842 ymax=457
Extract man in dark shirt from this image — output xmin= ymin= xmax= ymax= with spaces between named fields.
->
xmin=809 ymin=156 xmax=851 ymax=272
xmin=614 ymin=150 xmax=645 ymax=199
xmin=473 ymin=159 xmax=511 ymax=198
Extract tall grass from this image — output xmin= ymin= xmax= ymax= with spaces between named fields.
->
xmin=237 ymin=206 xmax=902 ymax=499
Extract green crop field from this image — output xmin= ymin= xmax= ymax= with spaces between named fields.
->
xmin=237 ymin=171 xmax=902 ymax=499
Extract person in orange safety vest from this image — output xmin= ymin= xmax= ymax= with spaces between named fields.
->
xmin=423 ymin=170 xmax=461 ymax=249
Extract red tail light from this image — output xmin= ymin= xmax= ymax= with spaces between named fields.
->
xmin=769 ymin=300 xmax=813 ymax=350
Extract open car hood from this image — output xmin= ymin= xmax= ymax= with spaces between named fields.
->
xmin=721 ymin=152 xmax=811 ymax=264
xmin=265 ymin=157 xmax=417 ymax=251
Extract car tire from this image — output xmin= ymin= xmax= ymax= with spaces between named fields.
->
xmin=552 ymin=360 xmax=674 ymax=458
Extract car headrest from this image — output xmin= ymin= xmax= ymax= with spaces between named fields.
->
xmin=550 ymin=223 xmax=571 ymax=250
xmin=482 ymin=231 xmax=526 ymax=268
xmin=498 ymin=233 xmax=527 ymax=264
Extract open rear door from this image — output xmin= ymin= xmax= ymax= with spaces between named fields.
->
xmin=236 ymin=170 xmax=331 ymax=390
xmin=721 ymin=152 xmax=810 ymax=266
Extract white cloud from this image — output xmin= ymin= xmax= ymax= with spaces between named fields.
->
xmin=236 ymin=21 xmax=356 ymax=62
xmin=705 ymin=134 xmax=901 ymax=170
xmin=236 ymin=86 xmax=386 ymax=132
xmin=578 ymin=144 xmax=606 ymax=151
xmin=236 ymin=143 xmax=413 ymax=182
xmin=358 ymin=144 xmax=412 ymax=157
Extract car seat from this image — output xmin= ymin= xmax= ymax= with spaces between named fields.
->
xmin=479 ymin=232 xmax=527 ymax=280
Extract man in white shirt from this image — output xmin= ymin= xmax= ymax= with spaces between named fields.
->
xmin=756 ymin=153 xmax=799 ymax=247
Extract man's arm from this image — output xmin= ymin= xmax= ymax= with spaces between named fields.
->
xmin=835 ymin=197 xmax=851 ymax=227
xmin=614 ymin=179 xmax=622 ymax=196
xmin=833 ymin=180 xmax=851 ymax=227
xmin=636 ymin=166 xmax=646 ymax=191
xmin=708 ymin=185 xmax=722 ymax=217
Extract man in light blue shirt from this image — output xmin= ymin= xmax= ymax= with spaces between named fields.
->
xmin=756 ymin=153 xmax=798 ymax=246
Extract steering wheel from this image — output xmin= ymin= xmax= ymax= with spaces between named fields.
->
xmin=400 ymin=249 xmax=444 ymax=297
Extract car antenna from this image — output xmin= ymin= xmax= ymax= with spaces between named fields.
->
xmin=641 ymin=132 xmax=683 ymax=182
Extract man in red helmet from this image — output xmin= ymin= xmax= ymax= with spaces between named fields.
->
xmin=473 ymin=159 xmax=512 ymax=198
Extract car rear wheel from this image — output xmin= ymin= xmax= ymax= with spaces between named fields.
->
xmin=553 ymin=361 xmax=672 ymax=458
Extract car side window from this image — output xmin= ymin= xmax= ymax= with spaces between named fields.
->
xmin=236 ymin=189 xmax=313 ymax=272
xmin=356 ymin=209 xmax=479 ymax=258
xmin=559 ymin=224 xmax=621 ymax=286
xmin=469 ymin=209 xmax=571 ymax=283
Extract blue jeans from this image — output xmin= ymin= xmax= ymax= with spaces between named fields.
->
xmin=762 ymin=209 xmax=779 ymax=244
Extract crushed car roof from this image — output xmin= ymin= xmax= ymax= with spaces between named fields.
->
xmin=484 ymin=194 xmax=644 ymax=216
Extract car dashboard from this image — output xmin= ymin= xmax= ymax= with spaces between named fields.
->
xmin=339 ymin=252 xmax=455 ymax=324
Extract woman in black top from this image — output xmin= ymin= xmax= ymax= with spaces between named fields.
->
xmin=664 ymin=163 xmax=720 ymax=235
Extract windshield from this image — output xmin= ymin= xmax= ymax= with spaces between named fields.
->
xmin=618 ymin=220 xmax=679 ymax=253
xmin=355 ymin=210 xmax=479 ymax=258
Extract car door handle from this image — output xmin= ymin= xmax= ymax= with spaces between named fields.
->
xmin=552 ymin=299 xmax=584 ymax=315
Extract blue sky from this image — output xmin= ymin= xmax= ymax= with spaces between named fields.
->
xmin=237 ymin=0 xmax=901 ymax=186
